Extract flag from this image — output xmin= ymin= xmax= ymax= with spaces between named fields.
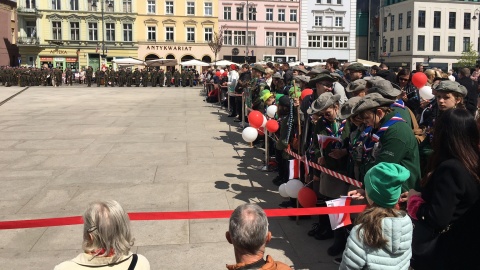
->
xmin=288 ymin=159 xmax=300 ymax=179
xmin=317 ymin=135 xmax=342 ymax=149
xmin=326 ymin=196 xmax=352 ymax=230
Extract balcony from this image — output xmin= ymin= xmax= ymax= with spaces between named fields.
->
xmin=17 ymin=7 xmax=40 ymax=17
xmin=17 ymin=37 xmax=40 ymax=46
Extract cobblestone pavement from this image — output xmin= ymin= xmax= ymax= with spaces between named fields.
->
xmin=0 ymin=85 xmax=337 ymax=269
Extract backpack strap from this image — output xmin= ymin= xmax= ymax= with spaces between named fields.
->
xmin=127 ymin=254 xmax=138 ymax=270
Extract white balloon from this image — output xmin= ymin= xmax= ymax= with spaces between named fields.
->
xmin=242 ymin=127 xmax=258 ymax=143
xmin=279 ymin=183 xmax=289 ymax=198
xmin=266 ymin=105 xmax=278 ymax=118
xmin=285 ymin=179 xmax=304 ymax=198
xmin=261 ymin=115 xmax=267 ymax=127
xmin=419 ymin=86 xmax=434 ymax=100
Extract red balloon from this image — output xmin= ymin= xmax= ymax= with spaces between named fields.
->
xmin=266 ymin=119 xmax=279 ymax=133
xmin=215 ymin=71 xmax=221 ymax=76
xmin=248 ymin=111 xmax=264 ymax=128
xmin=411 ymin=72 xmax=428 ymax=88
xmin=301 ymin=89 xmax=313 ymax=100
xmin=257 ymin=127 xmax=265 ymax=136
xmin=298 ymin=187 xmax=317 ymax=208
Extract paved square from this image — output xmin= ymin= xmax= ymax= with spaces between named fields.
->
xmin=0 ymin=86 xmax=337 ymax=269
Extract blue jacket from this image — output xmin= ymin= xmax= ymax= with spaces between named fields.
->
xmin=339 ymin=212 xmax=412 ymax=270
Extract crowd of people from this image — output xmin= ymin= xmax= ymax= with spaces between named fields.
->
xmin=215 ymin=58 xmax=480 ymax=269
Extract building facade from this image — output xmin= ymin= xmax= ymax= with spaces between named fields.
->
xmin=300 ymin=0 xmax=357 ymax=63
xmin=218 ymin=0 xmax=300 ymax=64
xmin=16 ymin=0 xmax=138 ymax=71
xmin=136 ymin=0 xmax=217 ymax=65
xmin=381 ymin=0 xmax=480 ymax=71
xmin=0 ymin=0 xmax=18 ymax=66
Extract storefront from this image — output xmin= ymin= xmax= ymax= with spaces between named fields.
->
xmin=38 ymin=48 xmax=78 ymax=70
xmin=138 ymin=44 xmax=213 ymax=71
xmin=220 ymin=47 xmax=299 ymax=64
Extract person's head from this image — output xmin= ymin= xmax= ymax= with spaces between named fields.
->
xmin=379 ymin=63 xmax=389 ymax=70
xmin=346 ymin=79 xmax=367 ymax=97
xmin=352 ymin=93 xmax=394 ymax=128
xmin=82 ymin=200 xmax=134 ymax=263
xmin=424 ymin=109 xmax=480 ymax=186
xmin=252 ymin=64 xmax=265 ymax=78
xmin=416 ymin=63 xmax=424 ymax=72
xmin=226 ymin=204 xmax=271 ymax=257
xmin=370 ymin=65 xmax=380 ymax=75
xmin=396 ymin=69 xmax=411 ymax=88
xmin=277 ymin=95 xmax=291 ymax=116
xmin=458 ymin=67 xmax=471 ymax=78
xmin=367 ymin=80 xmax=401 ymax=100
xmin=273 ymin=73 xmax=284 ymax=88
xmin=265 ymin=68 xmax=274 ymax=78
xmin=308 ymin=73 xmax=334 ymax=95
xmin=424 ymin=69 xmax=441 ymax=85
xmin=241 ymin=64 xmax=249 ymax=73
xmin=325 ymin=58 xmax=339 ymax=71
xmin=340 ymin=96 xmax=363 ymax=125
xmin=307 ymin=92 xmax=341 ymax=122
xmin=346 ymin=63 xmax=366 ymax=81
xmin=434 ymin=80 xmax=467 ymax=111
xmin=282 ymin=62 xmax=290 ymax=71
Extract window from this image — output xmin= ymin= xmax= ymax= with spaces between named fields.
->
xmin=266 ymin=9 xmax=273 ymax=21
xmin=289 ymin=33 xmax=296 ymax=47
xmin=407 ymin=11 xmax=411 ymax=28
xmin=52 ymin=0 xmax=61 ymax=10
xmin=123 ymin=0 xmax=132 ymax=12
xmin=418 ymin=35 xmax=425 ymax=51
xmin=26 ymin=0 xmax=36 ymax=9
xmin=53 ymin=21 xmax=62 ymax=40
xmin=123 ymin=23 xmax=132 ymax=41
xmin=224 ymin=7 xmax=231 ymax=20
xmin=433 ymin=11 xmax=441 ymax=28
xmin=70 ymin=0 xmax=79 ymax=10
xmin=449 ymin=12 xmax=456 ymax=29
xmin=390 ymin=15 xmax=395 ymax=31
xmin=398 ymin=13 xmax=403 ymax=29
xmin=463 ymin=37 xmax=470 ymax=52
xmin=278 ymin=9 xmax=285 ymax=22
xmin=166 ymin=27 xmax=174 ymax=41
xmin=88 ymin=0 xmax=96 ymax=11
xmin=248 ymin=7 xmax=256 ymax=21
xmin=148 ymin=0 xmax=156 ymax=14
xmin=88 ymin=22 xmax=98 ymax=41
xmin=105 ymin=1 xmax=114 ymax=12
xmin=448 ymin=36 xmax=455 ymax=52
xmin=308 ymin=35 xmax=321 ymax=48
xmin=236 ymin=7 xmax=244 ymax=20
xmin=26 ymin=21 xmax=36 ymax=38
xmin=204 ymin=27 xmax=212 ymax=42
xmin=315 ymin=16 xmax=323 ymax=26
xmin=337 ymin=0 xmax=342 ymax=3
xmin=335 ymin=17 xmax=343 ymax=27
xmin=106 ymin=23 xmax=115 ymax=41
xmin=276 ymin=32 xmax=287 ymax=47
xmin=418 ymin=10 xmax=425 ymax=28
xmin=204 ymin=2 xmax=212 ymax=16
xmin=187 ymin=2 xmax=195 ymax=15
xmin=266 ymin=32 xmax=274 ymax=46
xmin=322 ymin=36 xmax=333 ymax=48
xmin=70 ymin=22 xmax=79 ymax=40
xmin=382 ymin=38 xmax=386 ymax=52
xmin=165 ymin=1 xmax=173 ymax=14
xmin=397 ymin=37 xmax=402 ymax=51
xmin=389 ymin=37 xmax=394 ymax=52
xmin=406 ymin=35 xmax=411 ymax=51
xmin=187 ymin=27 xmax=195 ymax=42
xmin=233 ymin=31 xmax=245 ymax=45
xmin=335 ymin=36 xmax=348 ymax=48
xmin=383 ymin=17 xmax=387 ymax=32
xmin=147 ymin=26 xmax=156 ymax=41
xmin=223 ymin=30 xmax=232 ymax=45
xmin=290 ymin=9 xmax=297 ymax=22
xmin=248 ymin=31 xmax=255 ymax=46
xmin=464 ymin=13 xmax=471 ymax=29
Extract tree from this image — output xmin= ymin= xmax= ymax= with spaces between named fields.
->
xmin=208 ymin=25 xmax=227 ymax=68
xmin=457 ymin=43 xmax=478 ymax=68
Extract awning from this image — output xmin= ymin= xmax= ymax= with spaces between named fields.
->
xmin=355 ymin=59 xmax=380 ymax=67
xmin=145 ymin=59 xmax=178 ymax=66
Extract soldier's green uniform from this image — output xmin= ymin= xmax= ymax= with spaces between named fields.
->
xmin=118 ymin=68 xmax=126 ymax=87
xmin=141 ymin=69 xmax=148 ymax=87
xmin=95 ymin=69 xmax=103 ymax=87
xmin=173 ymin=70 xmax=180 ymax=87
xmin=126 ymin=68 xmax=133 ymax=87
xmin=150 ymin=69 xmax=158 ymax=87
xmin=187 ymin=69 xmax=194 ymax=87
xmin=86 ymin=67 xmax=93 ymax=87
xmin=165 ymin=70 xmax=172 ymax=87
xmin=55 ymin=68 xmax=62 ymax=87
xmin=65 ymin=68 xmax=73 ymax=85
xmin=181 ymin=70 xmax=187 ymax=87
xmin=158 ymin=69 xmax=165 ymax=87
xmin=133 ymin=68 xmax=140 ymax=87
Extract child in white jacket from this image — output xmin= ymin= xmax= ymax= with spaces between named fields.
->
xmin=340 ymin=162 xmax=413 ymax=270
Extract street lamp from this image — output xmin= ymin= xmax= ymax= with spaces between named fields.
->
xmin=238 ymin=2 xmax=256 ymax=63
xmin=92 ymin=0 xmax=113 ymax=63
xmin=472 ymin=8 xmax=480 ymax=60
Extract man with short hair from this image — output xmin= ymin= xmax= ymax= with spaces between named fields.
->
xmin=226 ymin=204 xmax=290 ymax=270
xmin=457 ymin=67 xmax=478 ymax=115
xmin=282 ymin=62 xmax=293 ymax=86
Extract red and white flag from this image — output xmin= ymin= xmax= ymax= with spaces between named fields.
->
xmin=288 ymin=159 xmax=300 ymax=179
xmin=326 ymin=196 xmax=352 ymax=230
xmin=318 ymin=135 xmax=342 ymax=149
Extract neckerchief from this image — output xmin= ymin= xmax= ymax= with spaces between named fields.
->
xmin=322 ymin=118 xmax=346 ymax=137
xmin=362 ymin=113 xmax=405 ymax=160
xmin=391 ymin=99 xmax=405 ymax=109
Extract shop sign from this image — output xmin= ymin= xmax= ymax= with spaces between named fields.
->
xmin=40 ymin=57 xmax=53 ymax=61
xmin=275 ymin=49 xmax=285 ymax=55
xmin=146 ymin=45 xmax=192 ymax=51
xmin=232 ymin=48 xmax=239 ymax=55
xmin=49 ymin=49 xmax=68 ymax=55
xmin=54 ymin=57 xmax=64 ymax=61
xmin=66 ymin=57 xmax=77 ymax=62
xmin=274 ymin=56 xmax=287 ymax=63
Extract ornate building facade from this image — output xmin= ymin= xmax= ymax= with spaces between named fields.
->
xmin=0 ymin=0 xmax=18 ymax=66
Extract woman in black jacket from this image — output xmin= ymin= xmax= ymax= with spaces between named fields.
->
xmin=408 ymin=109 xmax=480 ymax=269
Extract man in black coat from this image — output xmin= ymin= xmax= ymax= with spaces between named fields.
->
xmin=282 ymin=63 xmax=293 ymax=86
xmin=457 ymin=68 xmax=477 ymax=116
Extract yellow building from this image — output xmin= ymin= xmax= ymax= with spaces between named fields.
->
xmin=136 ymin=0 xmax=218 ymax=66
xmin=16 ymin=0 xmax=138 ymax=71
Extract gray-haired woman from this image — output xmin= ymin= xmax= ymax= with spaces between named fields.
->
xmin=54 ymin=200 xmax=150 ymax=270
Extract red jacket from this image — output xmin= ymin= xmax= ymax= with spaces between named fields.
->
xmin=226 ymin=255 xmax=291 ymax=270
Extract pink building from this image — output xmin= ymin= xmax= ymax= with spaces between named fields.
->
xmin=219 ymin=0 xmax=300 ymax=64
xmin=0 ymin=0 xmax=18 ymax=66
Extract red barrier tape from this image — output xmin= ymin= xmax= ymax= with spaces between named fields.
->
xmin=0 ymin=205 xmax=366 ymax=230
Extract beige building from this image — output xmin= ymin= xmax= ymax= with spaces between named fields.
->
xmin=136 ymin=0 xmax=218 ymax=66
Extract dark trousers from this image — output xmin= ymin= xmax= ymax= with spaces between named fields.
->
xmin=275 ymin=149 xmax=289 ymax=182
